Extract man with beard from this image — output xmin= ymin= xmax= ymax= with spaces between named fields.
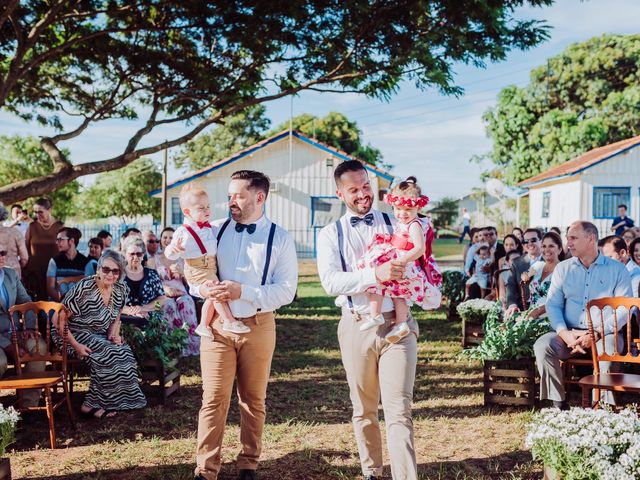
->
xmin=193 ymin=170 xmax=298 ymax=480
xmin=316 ymin=160 xmax=418 ymax=480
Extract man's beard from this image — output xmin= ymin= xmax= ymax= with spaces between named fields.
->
xmin=347 ymin=196 xmax=373 ymax=215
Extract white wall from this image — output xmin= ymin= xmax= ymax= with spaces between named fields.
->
xmin=529 ymin=180 xmax=581 ymax=231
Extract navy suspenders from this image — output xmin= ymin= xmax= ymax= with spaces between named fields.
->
xmin=335 ymin=212 xmax=393 ymax=311
xmin=216 ymin=218 xmax=277 ymax=287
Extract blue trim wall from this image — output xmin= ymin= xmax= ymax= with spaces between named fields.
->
xmin=592 ymin=186 xmax=631 ymax=219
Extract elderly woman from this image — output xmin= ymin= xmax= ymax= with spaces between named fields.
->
xmin=24 ymin=198 xmax=64 ymax=300
xmin=59 ymin=249 xmax=146 ymax=418
xmin=121 ymin=237 xmax=199 ymax=356
xmin=0 ymin=203 xmax=28 ymax=278
xmin=521 ymin=231 xmax=564 ymax=320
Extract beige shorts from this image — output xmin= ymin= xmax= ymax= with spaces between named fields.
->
xmin=183 ymin=255 xmax=219 ymax=287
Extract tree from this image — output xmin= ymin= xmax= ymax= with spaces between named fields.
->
xmin=79 ymin=157 xmax=162 ymax=222
xmin=480 ymin=34 xmax=640 ymax=185
xmin=173 ymin=105 xmax=270 ymax=172
xmin=430 ymin=196 xmax=459 ymax=228
xmin=0 ymin=135 xmax=79 ymax=220
xmin=0 ymin=1 xmax=551 ymax=203
xmin=269 ymin=111 xmax=383 ymax=166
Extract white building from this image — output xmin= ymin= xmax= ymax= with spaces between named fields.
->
xmin=518 ymin=135 xmax=640 ymax=235
xmin=151 ymin=130 xmax=394 ymax=258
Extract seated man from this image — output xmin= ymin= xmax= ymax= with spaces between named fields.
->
xmin=46 ymin=227 xmax=93 ymax=301
xmin=600 ymin=235 xmax=640 ymax=296
xmin=0 ymin=242 xmax=47 ymax=407
xmin=534 ymin=221 xmax=632 ymax=409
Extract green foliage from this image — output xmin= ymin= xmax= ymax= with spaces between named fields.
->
xmin=430 ymin=196 xmax=459 ymax=228
xmin=482 ymin=34 xmax=640 ymax=184
xmin=441 ymin=269 xmax=466 ymax=304
xmin=174 ymin=105 xmax=270 ymax=172
xmin=79 ymin=157 xmax=161 ymax=221
xmin=456 ymin=299 xmax=496 ymax=323
xmin=0 ymin=135 xmax=80 ymax=220
xmin=0 ymin=405 xmax=19 ymax=457
xmin=121 ymin=304 xmax=188 ymax=369
xmin=464 ymin=303 xmax=551 ymax=360
xmin=269 ymin=111 xmax=384 ymax=166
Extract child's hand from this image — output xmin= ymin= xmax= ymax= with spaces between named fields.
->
xmin=173 ymin=236 xmax=186 ymax=253
xmin=521 ymin=272 xmax=531 ymax=283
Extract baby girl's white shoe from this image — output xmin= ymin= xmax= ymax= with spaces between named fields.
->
xmin=223 ymin=319 xmax=251 ymax=334
xmin=359 ymin=314 xmax=385 ymax=332
xmin=385 ymin=322 xmax=410 ymax=344
xmin=195 ymin=323 xmax=213 ymax=337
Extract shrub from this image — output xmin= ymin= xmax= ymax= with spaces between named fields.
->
xmin=456 ymin=298 xmax=495 ymax=323
xmin=0 ymin=405 xmax=19 ymax=457
xmin=442 ymin=269 xmax=466 ymax=304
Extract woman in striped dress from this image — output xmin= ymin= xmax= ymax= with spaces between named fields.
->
xmin=59 ymin=250 xmax=146 ymax=418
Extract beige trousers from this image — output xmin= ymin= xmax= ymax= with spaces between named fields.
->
xmin=338 ymin=309 xmax=418 ymax=480
xmin=195 ymin=312 xmax=276 ymax=480
xmin=184 ymin=255 xmax=219 ymax=286
xmin=0 ymin=336 xmax=47 ymax=407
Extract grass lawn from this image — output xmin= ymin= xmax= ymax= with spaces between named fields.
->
xmin=432 ymin=238 xmax=463 ymax=260
xmin=8 ymin=265 xmax=540 ymax=479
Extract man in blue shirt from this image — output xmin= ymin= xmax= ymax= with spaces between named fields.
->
xmin=600 ymin=235 xmax=640 ymax=297
xmin=533 ymin=221 xmax=632 ymax=409
xmin=611 ymin=204 xmax=634 ymax=236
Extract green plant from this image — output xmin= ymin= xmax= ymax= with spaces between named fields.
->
xmin=122 ymin=303 xmax=188 ymax=369
xmin=441 ymin=269 xmax=466 ymax=304
xmin=0 ymin=405 xmax=19 ymax=457
xmin=456 ymin=298 xmax=495 ymax=323
xmin=463 ymin=302 xmax=551 ymax=361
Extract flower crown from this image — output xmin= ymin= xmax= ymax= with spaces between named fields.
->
xmin=385 ymin=193 xmax=429 ymax=208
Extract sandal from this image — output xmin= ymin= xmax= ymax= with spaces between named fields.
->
xmin=80 ymin=407 xmax=117 ymax=419
xmin=79 ymin=407 xmax=102 ymax=419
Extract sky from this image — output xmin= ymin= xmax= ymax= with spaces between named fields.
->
xmin=1 ymin=0 xmax=639 ymax=201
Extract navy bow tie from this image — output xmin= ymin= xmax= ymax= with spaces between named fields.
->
xmin=350 ymin=213 xmax=374 ymax=227
xmin=235 ymin=222 xmax=256 ymax=234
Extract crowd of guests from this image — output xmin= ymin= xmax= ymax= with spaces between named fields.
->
xmin=0 ymin=199 xmax=203 ymax=418
xmin=461 ymin=210 xmax=640 ymax=409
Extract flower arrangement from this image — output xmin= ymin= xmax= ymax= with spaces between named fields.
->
xmin=441 ymin=269 xmax=466 ymax=305
xmin=463 ymin=302 xmax=551 ymax=361
xmin=456 ymin=298 xmax=495 ymax=324
xmin=0 ymin=405 xmax=19 ymax=457
xmin=121 ymin=303 xmax=188 ymax=369
xmin=384 ymin=193 xmax=429 ymax=208
xmin=526 ymin=407 xmax=640 ymax=480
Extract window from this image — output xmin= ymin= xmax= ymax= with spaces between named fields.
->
xmin=541 ymin=192 xmax=551 ymax=218
xmin=593 ymin=187 xmax=630 ymax=219
xmin=311 ymin=197 xmax=346 ymax=226
xmin=171 ymin=197 xmax=184 ymax=225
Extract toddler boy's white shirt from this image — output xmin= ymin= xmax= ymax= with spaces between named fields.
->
xmin=165 ymin=218 xmax=219 ymax=260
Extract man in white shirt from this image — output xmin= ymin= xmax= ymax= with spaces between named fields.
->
xmin=2 ymin=204 xmax=30 ymax=236
xmin=194 ymin=170 xmax=298 ymax=480
xmin=600 ymin=235 xmax=640 ymax=296
xmin=459 ymin=207 xmax=471 ymax=243
xmin=506 ymin=228 xmax=543 ymax=311
xmin=316 ymin=160 xmax=418 ymax=480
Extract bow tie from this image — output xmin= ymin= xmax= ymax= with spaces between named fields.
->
xmin=235 ymin=222 xmax=256 ymax=234
xmin=350 ymin=213 xmax=374 ymax=227
xmin=196 ymin=221 xmax=211 ymax=229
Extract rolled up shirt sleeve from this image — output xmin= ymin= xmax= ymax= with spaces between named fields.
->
xmin=239 ymin=233 xmax=298 ymax=311
xmin=316 ymin=224 xmax=377 ymax=297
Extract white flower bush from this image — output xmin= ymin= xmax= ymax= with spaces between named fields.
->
xmin=0 ymin=405 xmax=19 ymax=457
xmin=456 ymin=298 xmax=495 ymax=323
xmin=526 ymin=407 xmax=640 ymax=480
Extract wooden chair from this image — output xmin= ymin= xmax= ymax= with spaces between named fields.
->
xmin=0 ymin=302 xmax=75 ymax=448
xmin=55 ymin=275 xmax=85 ymax=300
xmin=493 ymin=268 xmax=510 ymax=302
xmin=579 ymin=297 xmax=640 ymax=408
xmin=519 ymin=280 xmax=530 ymax=310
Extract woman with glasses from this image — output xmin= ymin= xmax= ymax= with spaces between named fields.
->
xmin=23 ymin=198 xmax=63 ymax=301
xmin=121 ymin=237 xmax=199 ymax=355
xmin=57 ymin=249 xmax=146 ymax=418
xmin=0 ymin=203 xmax=28 ymax=278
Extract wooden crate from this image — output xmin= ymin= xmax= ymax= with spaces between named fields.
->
xmin=483 ymin=358 xmax=538 ymax=407
xmin=462 ymin=318 xmax=483 ymax=348
xmin=0 ymin=457 xmax=10 ymax=480
xmin=141 ymin=358 xmax=181 ymax=404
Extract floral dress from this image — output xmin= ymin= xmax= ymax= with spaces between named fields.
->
xmin=358 ymin=218 xmax=441 ymax=309
xmin=125 ymin=267 xmax=200 ymax=357
xmin=528 ymin=261 xmax=552 ymax=316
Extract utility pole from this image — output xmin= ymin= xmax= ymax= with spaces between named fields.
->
xmin=161 ymin=145 xmax=168 ymax=228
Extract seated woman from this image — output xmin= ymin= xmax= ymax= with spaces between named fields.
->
xmin=147 ymin=228 xmax=200 ymax=356
xmin=496 ymin=234 xmax=523 ymax=303
xmin=520 ymin=231 xmax=564 ymax=320
xmin=58 ymin=249 xmax=146 ymax=418
xmin=122 ymin=236 xmax=199 ymax=356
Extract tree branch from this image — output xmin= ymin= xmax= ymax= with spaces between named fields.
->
xmin=0 ymin=0 xmax=20 ymax=32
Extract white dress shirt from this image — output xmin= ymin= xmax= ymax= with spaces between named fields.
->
xmin=165 ymin=218 xmax=219 ymax=260
xmin=316 ymin=209 xmax=395 ymax=314
xmin=625 ymin=259 xmax=640 ymax=296
xmin=206 ymin=215 xmax=298 ymax=318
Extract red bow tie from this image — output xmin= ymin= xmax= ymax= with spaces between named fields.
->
xmin=196 ymin=221 xmax=211 ymax=229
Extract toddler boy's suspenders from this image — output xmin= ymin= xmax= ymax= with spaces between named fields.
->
xmin=335 ymin=212 xmax=393 ymax=311
xmin=216 ymin=218 xmax=277 ymax=286
xmin=183 ymin=224 xmax=208 ymax=255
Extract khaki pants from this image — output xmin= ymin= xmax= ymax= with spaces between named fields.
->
xmin=184 ymin=255 xmax=219 ymax=286
xmin=338 ymin=309 xmax=418 ymax=480
xmin=195 ymin=312 xmax=276 ymax=480
xmin=0 ymin=336 xmax=47 ymax=407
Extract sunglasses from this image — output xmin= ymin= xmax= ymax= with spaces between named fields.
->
xmin=100 ymin=266 xmax=121 ymax=276
xmin=522 ymin=239 xmax=539 ymax=244
xmin=127 ymin=251 xmax=144 ymax=258
xmin=0 ymin=251 xmax=7 ymax=257
xmin=146 ymin=239 xmax=158 ymax=244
